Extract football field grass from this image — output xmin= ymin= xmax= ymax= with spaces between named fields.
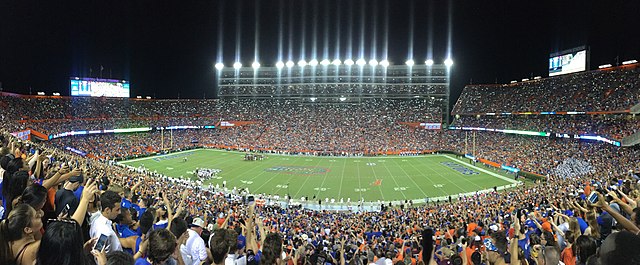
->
xmin=121 ymin=149 xmax=517 ymax=203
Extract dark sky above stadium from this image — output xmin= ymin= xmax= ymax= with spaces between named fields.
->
xmin=1 ymin=0 xmax=639 ymax=105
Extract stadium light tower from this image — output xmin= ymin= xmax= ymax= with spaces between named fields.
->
xmin=320 ymin=59 xmax=330 ymax=66
xmin=405 ymin=59 xmax=415 ymax=67
xmin=444 ymin=58 xmax=454 ymax=67
xmin=380 ymin=60 xmax=390 ymax=68
xmin=344 ymin=59 xmax=355 ymax=66
xmin=356 ymin=58 xmax=367 ymax=66
xmin=369 ymin=59 xmax=378 ymax=66
xmin=215 ymin=63 xmax=224 ymax=70
xmin=286 ymin=60 xmax=295 ymax=68
xmin=233 ymin=62 xmax=242 ymax=69
xmin=297 ymin=60 xmax=307 ymax=67
xmin=332 ymin=59 xmax=342 ymax=66
xmin=252 ymin=61 xmax=261 ymax=69
xmin=276 ymin=61 xmax=285 ymax=69
xmin=309 ymin=59 xmax=319 ymax=67
xmin=425 ymin=59 xmax=434 ymax=66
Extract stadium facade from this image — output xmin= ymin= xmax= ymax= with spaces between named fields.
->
xmin=217 ymin=63 xmax=452 ymax=123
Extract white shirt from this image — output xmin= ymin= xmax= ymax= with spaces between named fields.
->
xmin=226 ymin=253 xmax=247 ymax=265
xmin=89 ymin=212 xmax=122 ymax=253
xmin=185 ymin=229 xmax=207 ymax=265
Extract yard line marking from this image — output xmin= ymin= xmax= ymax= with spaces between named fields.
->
xmin=389 ymin=159 xmax=429 ymax=198
xmin=378 ymin=158 xmax=407 ymax=200
xmin=403 ymin=158 xmax=449 ymax=197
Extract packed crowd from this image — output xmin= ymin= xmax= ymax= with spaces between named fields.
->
xmin=218 ymin=84 xmax=447 ymax=96
xmin=1 ymin=125 xmax=640 ymax=265
xmin=452 ymin=68 xmax=640 ymax=114
xmin=452 ymin=115 xmax=640 ymax=140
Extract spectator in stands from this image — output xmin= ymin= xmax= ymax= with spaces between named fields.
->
xmin=90 ymin=190 xmax=123 ymax=253
xmin=185 ymin=217 xmax=208 ymax=265
xmin=36 ymin=219 xmax=92 ymax=265
xmin=134 ymin=228 xmax=178 ymax=265
xmin=0 ymin=204 xmax=43 ymax=265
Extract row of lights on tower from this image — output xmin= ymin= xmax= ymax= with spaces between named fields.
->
xmin=215 ymin=58 xmax=452 ymax=70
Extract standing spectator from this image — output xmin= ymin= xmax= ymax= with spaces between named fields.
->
xmin=90 ymin=190 xmax=123 ymax=253
xmin=54 ymin=175 xmax=83 ymax=216
xmin=185 ymin=218 xmax=208 ymax=265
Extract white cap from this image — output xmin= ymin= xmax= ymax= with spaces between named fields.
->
xmin=191 ymin=218 xmax=205 ymax=228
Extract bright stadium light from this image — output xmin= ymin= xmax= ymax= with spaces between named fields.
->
xmin=310 ymin=97 xmax=317 ymax=102
xmin=332 ymin=59 xmax=342 ymax=66
xmin=622 ymin=59 xmax=637 ymax=65
xmin=369 ymin=59 xmax=378 ymax=66
xmin=297 ymin=60 xmax=307 ymax=67
xmin=339 ymin=97 xmax=347 ymax=101
xmin=356 ymin=59 xmax=367 ymax=66
xmin=286 ymin=60 xmax=295 ymax=68
xmin=598 ymin=64 xmax=612 ymax=69
xmin=136 ymin=96 xmax=142 ymax=99
xmin=425 ymin=59 xmax=434 ymax=66
xmin=233 ymin=62 xmax=242 ymax=69
xmin=37 ymin=92 xmax=45 ymax=96
xmin=309 ymin=59 xmax=319 ymax=67
xmin=215 ymin=63 xmax=224 ymax=70
xmin=379 ymin=60 xmax=390 ymax=67
xmin=276 ymin=61 xmax=285 ymax=69
xmin=320 ymin=59 xmax=330 ymax=66
xmin=252 ymin=61 xmax=261 ymax=69
xmin=344 ymin=59 xmax=355 ymax=66
xmin=444 ymin=58 xmax=454 ymax=67
xmin=405 ymin=59 xmax=415 ymax=66
xmin=52 ymin=92 xmax=60 ymax=96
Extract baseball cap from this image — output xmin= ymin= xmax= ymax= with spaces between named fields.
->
xmin=190 ymin=218 xmax=205 ymax=228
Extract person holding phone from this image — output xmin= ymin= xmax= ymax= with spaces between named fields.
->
xmin=89 ymin=191 xmax=123 ymax=253
xmin=54 ymin=174 xmax=83 ymax=217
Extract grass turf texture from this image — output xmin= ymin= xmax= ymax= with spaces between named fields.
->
xmin=121 ymin=149 xmax=515 ymax=202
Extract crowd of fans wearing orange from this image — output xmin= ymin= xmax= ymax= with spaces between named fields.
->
xmin=0 ymin=67 xmax=639 ymax=265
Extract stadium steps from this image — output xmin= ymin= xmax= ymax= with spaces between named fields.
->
xmin=631 ymin=102 xmax=640 ymax=114
xmin=622 ymin=130 xmax=640 ymax=146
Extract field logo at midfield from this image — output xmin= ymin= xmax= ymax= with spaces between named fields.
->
xmin=265 ymin=166 xmax=330 ymax=175
xmin=440 ymin=162 xmax=480 ymax=175
xmin=371 ymin=179 xmax=382 ymax=186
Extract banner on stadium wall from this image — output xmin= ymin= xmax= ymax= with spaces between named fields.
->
xmin=48 ymin=125 xmax=217 ymax=140
xmin=399 ymin=122 xmax=442 ymax=130
xmin=11 ymin=130 xmax=31 ymax=141
xmin=216 ymin=121 xmax=258 ymax=129
xmin=448 ymin=126 xmax=621 ymax=146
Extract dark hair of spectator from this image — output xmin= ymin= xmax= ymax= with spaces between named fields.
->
xmin=100 ymin=190 xmax=121 ymax=211
xmin=262 ymin=233 xmax=283 ymax=265
xmin=147 ymin=229 xmax=177 ymax=264
xmin=0 ymin=204 xmax=36 ymax=265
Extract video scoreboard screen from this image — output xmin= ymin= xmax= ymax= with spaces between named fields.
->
xmin=70 ymin=77 xmax=130 ymax=97
xmin=549 ymin=47 xmax=587 ymax=77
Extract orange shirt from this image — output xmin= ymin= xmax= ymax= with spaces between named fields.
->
xmin=561 ymin=246 xmax=576 ymax=265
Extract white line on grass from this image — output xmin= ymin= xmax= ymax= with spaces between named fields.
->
xmin=402 ymin=159 xmax=449 ymax=197
xmin=290 ymin=156 xmax=326 ymax=199
xmin=378 ymin=157 xmax=407 ymax=199
xmin=389 ymin=158 xmax=429 ymax=198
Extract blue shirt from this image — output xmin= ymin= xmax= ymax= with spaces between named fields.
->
xmin=576 ymin=217 xmax=588 ymax=234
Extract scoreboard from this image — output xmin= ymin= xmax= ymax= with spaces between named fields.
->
xmin=70 ymin=77 xmax=130 ymax=97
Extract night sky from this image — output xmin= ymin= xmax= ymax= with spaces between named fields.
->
xmin=1 ymin=0 xmax=639 ymax=105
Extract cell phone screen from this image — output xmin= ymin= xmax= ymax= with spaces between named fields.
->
xmin=94 ymin=234 xmax=108 ymax=251
xmin=61 ymin=204 xmax=70 ymax=216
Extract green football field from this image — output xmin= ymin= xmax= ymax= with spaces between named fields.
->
xmin=120 ymin=149 xmax=518 ymax=203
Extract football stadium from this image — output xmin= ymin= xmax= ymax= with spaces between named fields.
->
xmin=1 ymin=1 xmax=640 ymax=265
